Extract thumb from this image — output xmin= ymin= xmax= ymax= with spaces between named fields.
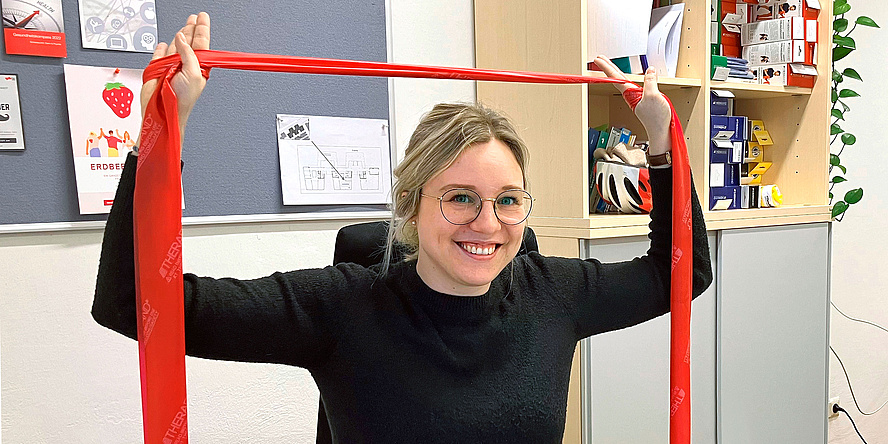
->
xmin=175 ymin=32 xmax=201 ymax=78
xmin=642 ymin=67 xmax=659 ymax=99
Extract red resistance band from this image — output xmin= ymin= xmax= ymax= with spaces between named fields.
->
xmin=134 ymin=49 xmax=693 ymax=444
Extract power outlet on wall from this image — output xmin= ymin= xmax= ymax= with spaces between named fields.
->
xmin=828 ymin=397 xmax=840 ymax=419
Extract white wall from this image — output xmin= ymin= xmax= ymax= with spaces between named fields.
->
xmin=828 ymin=2 xmax=888 ymax=443
xmin=0 ymin=1 xmax=475 ymax=442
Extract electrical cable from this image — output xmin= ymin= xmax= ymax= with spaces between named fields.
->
xmin=833 ymin=405 xmax=869 ymax=444
xmin=829 ymin=346 xmax=888 ymax=416
xmin=831 ymin=300 xmax=888 ymax=335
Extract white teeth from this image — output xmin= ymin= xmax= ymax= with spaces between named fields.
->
xmin=461 ymin=243 xmax=495 ymax=256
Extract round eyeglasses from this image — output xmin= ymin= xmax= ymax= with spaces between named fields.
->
xmin=420 ymin=188 xmax=534 ymax=225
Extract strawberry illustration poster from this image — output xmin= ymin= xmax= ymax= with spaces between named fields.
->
xmin=2 ymin=0 xmax=67 ymax=57
xmin=63 ymin=64 xmax=141 ymax=214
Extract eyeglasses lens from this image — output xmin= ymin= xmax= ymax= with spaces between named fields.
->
xmin=439 ymin=189 xmax=532 ymax=225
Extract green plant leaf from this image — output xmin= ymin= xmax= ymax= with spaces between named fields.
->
xmin=833 ymin=35 xmax=856 ymax=48
xmin=839 ymin=89 xmax=860 ymax=98
xmin=834 ymin=0 xmax=848 ymax=7
xmin=856 ymin=16 xmax=880 ymax=28
xmin=833 ymin=47 xmax=854 ymax=61
xmin=839 ymin=164 xmax=847 ymax=174
xmin=842 ymin=68 xmax=862 ymax=81
xmin=832 ymin=89 xmax=839 ymax=103
xmin=829 ymin=192 xmax=834 ymax=199
xmin=832 ymin=201 xmax=849 ymax=218
xmin=834 ymin=18 xmax=849 ymax=32
xmin=832 ymin=109 xmax=845 ymax=120
xmin=845 ymin=188 xmax=864 ymax=204
xmin=841 ymin=133 xmax=856 ymax=145
xmin=831 ymin=176 xmax=847 ymax=184
xmin=831 ymin=123 xmax=844 ymax=135
xmin=834 ymin=2 xmax=851 ymax=15
xmin=839 ymin=100 xmax=850 ymax=112
xmin=833 ymin=70 xmax=844 ymax=82
xmin=830 ymin=154 xmax=841 ymax=166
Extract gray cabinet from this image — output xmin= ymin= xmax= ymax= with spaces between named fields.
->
xmin=579 ymin=223 xmax=829 ymax=443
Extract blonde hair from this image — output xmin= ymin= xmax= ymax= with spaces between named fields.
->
xmin=381 ymin=102 xmax=530 ymax=274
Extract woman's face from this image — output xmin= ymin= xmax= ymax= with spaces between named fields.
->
xmin=414 ymin=139 xmax=526 ymax=296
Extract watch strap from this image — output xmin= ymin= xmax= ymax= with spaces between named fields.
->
xmin=647 ymin=151 xmax=672 ymax=167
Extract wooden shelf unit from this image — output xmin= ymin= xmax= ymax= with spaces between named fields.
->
xmin=474 ymin=2 xmax=833 ymax=443
xmin=474 ymin=0 xmax=832 ymax=246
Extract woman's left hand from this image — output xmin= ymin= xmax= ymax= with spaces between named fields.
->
xmin=591 ymin=56 xmax=672 ymax=155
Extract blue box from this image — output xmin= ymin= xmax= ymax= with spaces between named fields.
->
xmin=711 ymin=91 xmax=734 ymax=116
xmin=711 ymin=116 xmax=749 ymax=142
xmin=711 ymin=145 xmax=732 ymax=163
xmin=725 ymin=163 xmax=741 ymax=186
xmin=710 ymin=186 xmax=741 ymax=210
xmin=729 ymin=116 xmax=749 ymax=141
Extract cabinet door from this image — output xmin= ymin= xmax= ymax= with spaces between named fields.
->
xmin=717 ymin=223 xmax=829 ymax=444
xmin=580 ymin=233 xmax=718 ymax=444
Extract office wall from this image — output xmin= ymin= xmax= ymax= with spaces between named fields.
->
xmin=828 ymin=2 xmax=888 ymax=443
xmin=0 ymin=1 xmax=476 ymax=441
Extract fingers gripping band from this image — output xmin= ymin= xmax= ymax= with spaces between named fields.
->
xmin=134 ymin=49 xmax=693 ymax=444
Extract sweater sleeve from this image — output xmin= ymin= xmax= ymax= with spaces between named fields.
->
xmin=92 ymin=154 xmax=364 ymax=369
xmin=566 ymin=167 xmax=712 ymax=340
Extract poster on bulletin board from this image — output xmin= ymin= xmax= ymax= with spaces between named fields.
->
xmin=1 ymin=0 xmax=67 ymax=57
xmin=0 ymin=74 xmax=25 ymax=150
xmin=63 ymin=64 xmax=142 ymax=214
xmin=77 ymin=0 xmax=158 ymax=53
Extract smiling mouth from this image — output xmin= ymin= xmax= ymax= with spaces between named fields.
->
xmin=457 ymin=241 xmax=501 ymax=256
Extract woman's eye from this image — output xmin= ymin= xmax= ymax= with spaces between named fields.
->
xmin=498 ymin=196 xmax=517 ymax=206
xmin=451 ymin=193 xmax=475 ymax=204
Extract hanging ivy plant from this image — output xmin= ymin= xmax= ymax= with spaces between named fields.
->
xmin=830 ymin=0 xmax=879 ymax=220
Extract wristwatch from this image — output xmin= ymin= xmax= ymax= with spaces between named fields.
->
xmin=646 ymin=151 xmax=672 ymax=167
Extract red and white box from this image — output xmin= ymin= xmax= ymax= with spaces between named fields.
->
xmin=773 ymin=0 xmax=821 ymax=20
xmin=754 ymin=63 xmax=818 ymax=87
xmin=740 ymin=16 xmax=807 ymax=45
xmin=785 ymin=63 xmax=818 ymax=87
xmin=743 ymin=39 xmax=815 ymax=65
xmin=748 ymin=0 xmax=778 ymax=22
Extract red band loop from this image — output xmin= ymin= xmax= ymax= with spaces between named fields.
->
xmin=134 ymin=50 xmax=692 ymax=444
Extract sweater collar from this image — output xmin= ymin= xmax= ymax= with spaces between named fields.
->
xmin=389 ymin=260 xmax=508 ymax=323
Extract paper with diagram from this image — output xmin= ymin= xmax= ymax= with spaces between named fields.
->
xmin=78 ymin=0 xmax=157 ymax=52
xmin=277 ymin=115 xmax=392 ymax=206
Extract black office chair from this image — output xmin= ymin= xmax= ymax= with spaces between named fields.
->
xmin=316 ymin=220 xmax=539 ymax=443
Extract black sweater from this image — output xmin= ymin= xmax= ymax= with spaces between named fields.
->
xmin=93 ymin=154 xmax=712 ymax=443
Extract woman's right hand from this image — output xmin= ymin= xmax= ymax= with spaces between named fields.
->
xmin=138 ymin=12 xmax=211 ymax=141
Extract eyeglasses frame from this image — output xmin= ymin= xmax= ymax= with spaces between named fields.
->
xmin=419 ymin=188 xmax=535 ymax=226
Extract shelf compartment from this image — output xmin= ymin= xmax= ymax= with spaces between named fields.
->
xmin=710 ymin=81 xmax=813 ymax=99
xmin=584 ymin=71 xmax=701 ymax=94
xmin=529 ymin=205 xmax=832 ymax=240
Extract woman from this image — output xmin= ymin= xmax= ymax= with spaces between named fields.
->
xmin=93 ymin=13 xmax=712 ymax=443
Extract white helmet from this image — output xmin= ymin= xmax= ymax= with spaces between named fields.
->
xmin=593 ymin=161 xmax=653 ymax=214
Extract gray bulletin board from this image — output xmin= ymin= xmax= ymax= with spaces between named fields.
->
xmin=0 ymin=0 xmax=389 ymax=225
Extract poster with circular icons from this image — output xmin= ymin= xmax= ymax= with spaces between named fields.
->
xmin=1 ymin=0 xmax=67 ymax=57
xmin=77 ymin=0 xmax=156 ymax=53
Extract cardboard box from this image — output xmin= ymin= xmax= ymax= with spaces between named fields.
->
xmin=711 ymin=90 xmax=735 ymax=116
xmin=711 ymin=116 xmax=748 ymax=142
xmin=741 ymin=184 xmax=761 ymax=208
xmin=755 ymin=64 xmax=788 ymax=86
xmin=710 ymin=163 xmax=742 ymax=187
xmin=745 ymin=141 xmax=765 ymax=163
xmin=749 ymin=1 xmax=777 ymax=22
xmin=710 ymin=186 xmax=742 ymax=210
xmin=774 ymin=0 xmax=821 ymax=20
xmin=711 ymin=145 xmax=733 ymax=163
xmin=787 ymin=62 xmax=818 ymax=87
xmin=742 ymin=39 xmax=814 ymax=65
xmin=741 ymin=162 xmax=772 ymax=185
xmin=740 ymin=17 xmax=806 ymax=46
